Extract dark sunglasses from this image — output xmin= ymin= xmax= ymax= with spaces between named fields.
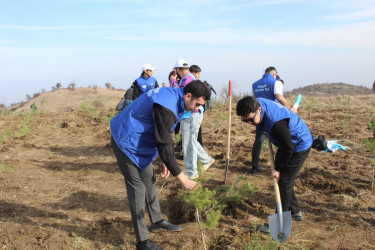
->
xmin=241 ymin=110 xmax=258 ymax=123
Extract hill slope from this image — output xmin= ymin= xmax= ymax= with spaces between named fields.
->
xmin=286 ymin=82 xmax=372 ymax=96
xmin=12 ymin=87 xmax=125 ymax=113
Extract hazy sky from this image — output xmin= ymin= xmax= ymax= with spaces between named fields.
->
xmin=1 ymin=0 xmax=374 ymax=106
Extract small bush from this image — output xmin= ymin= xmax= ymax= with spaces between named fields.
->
xmin=105 ymin=82 xmax=112 ymax=89
xmin=68 ymin=83 xmax=76 ymax=90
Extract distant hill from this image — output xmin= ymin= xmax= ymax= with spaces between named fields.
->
xmin=286 ymin=83 xmax=373 ymax=97
xmin=6 ymin=87 xmax=124 ymax=113
xmin=2 ymin=83 xmax=373 ymax=114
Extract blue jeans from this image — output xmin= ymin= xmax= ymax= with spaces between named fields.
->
xmin=123 ymin=99 xmax=133 ymax=110
xmin=180 ymin=113 xmax=212 ymax=177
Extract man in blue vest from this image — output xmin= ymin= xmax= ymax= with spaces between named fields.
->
xmin=236 ymin=96 xmax=312 ymax=222
xmin=249 ymin=67 xmax=297 ymax=174
xmin=132 ymin=63 xmax=159 ymax=100
xmin=110 ymin=80 xmax=211 ymax=250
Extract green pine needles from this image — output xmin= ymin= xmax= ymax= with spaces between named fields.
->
xmin=180 ymin=175 xmax=257 ymax=249
xmin=180 ymin=175 xmax=256 ymax=228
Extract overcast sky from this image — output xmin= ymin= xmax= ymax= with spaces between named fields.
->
xmin=1 ymin=0 xmax=375 ymax=106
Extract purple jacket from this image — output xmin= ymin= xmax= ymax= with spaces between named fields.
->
xmin=178 ymin=73 xmax=201 ymax=114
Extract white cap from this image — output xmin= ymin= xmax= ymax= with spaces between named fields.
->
xmin=174 ymin=59 xmax=189 ymax=69
xmin=141 ymin=63 xmax=156 ymax=71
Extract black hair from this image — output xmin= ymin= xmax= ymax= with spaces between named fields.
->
xmin=265 ymin=66 xmax=277 ymax=74
xmin=189 ymin=65 xmax=201 ymax=73
xmin=168 ymin=71 xmax=174 ymax=80
xmin=183 ymin=80 xmax=211 ymax=101
xmin=236 ymin=96 xmax=259 ymax=116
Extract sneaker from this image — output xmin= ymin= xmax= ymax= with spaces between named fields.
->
xmin=202 ymin=158 xmax=215 ymax=171
xmin=292 ymin=211 xmax=303 ymax=221
xmin=186 ymin=172 xmax=199 ymax=180
xmin=136 ymin=239 xmax=163 ymax=250
xmin=250 ymin=166 xmax=262 ymax=175
xmin=150 ymin=220 xmax=183 ymax=232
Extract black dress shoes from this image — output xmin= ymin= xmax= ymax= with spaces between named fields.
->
xmin=136 ymin=239 xmax=163 ymax=250
xmin=150 ymin=220 xmax=182 ymax=232
xmin=250 ymin=166 xmax=262 ymax=174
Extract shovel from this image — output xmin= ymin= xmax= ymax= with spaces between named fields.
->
xmin=267 ymin=138 xmax=292 ymax=243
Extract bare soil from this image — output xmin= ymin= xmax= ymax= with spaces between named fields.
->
xmin=1 ymin=88 xmax=375 ymax=249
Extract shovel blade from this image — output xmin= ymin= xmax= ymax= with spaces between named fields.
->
xmin=268 ymin=211 xmax=292 ymax=243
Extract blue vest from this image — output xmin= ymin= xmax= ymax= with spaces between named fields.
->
xmin=257 ymin=98 xmax=312 ymax=152
xmin=252 ymin=74 xmax=277 ymax=101
xmin=110 ymin=87 xmax=185 ymax=170
xmin=136 ymin=75 xmax=157 ymax=96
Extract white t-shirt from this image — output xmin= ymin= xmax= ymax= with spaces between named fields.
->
xmin=250 ymin=80 xmax=284 ymax=97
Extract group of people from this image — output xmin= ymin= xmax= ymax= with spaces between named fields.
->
xmin=110 ymin=62 xmax=312 ymax=249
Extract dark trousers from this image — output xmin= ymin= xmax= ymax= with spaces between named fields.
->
xmin=111 ymin=136 xmax=162 ymax=242
xmin=197 ymin=126 xmax=203 ymax=147
xmin=174 ymin=122 xmax=180 ymax=135
xmin=278 ymin=147 xmax=311 ymax=214
xmin=252 ymin=127 xmax=266 ymax=169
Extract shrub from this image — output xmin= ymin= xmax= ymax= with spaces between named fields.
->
xmin=68 ymin=82 xmax=76 ymax=90
xmin=105 ymin=82 xmax=112 ymax=89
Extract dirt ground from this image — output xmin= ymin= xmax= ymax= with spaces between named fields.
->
xmin=1 ymin=89 xmax=375 ymax=249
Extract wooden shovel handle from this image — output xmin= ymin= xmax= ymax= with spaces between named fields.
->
xmin=226 ymin=85 xmax=232 ymax=160
xmin=223 ymin=81 xmax=232 ymax=185
xmin=267 ymin=138 xmax=282 ymax=204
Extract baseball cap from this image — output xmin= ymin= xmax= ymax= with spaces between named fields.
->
xmin=142 ymin=63 xmax=156 ymax=71
xmin=174 ymin=59 xmax=189 ymax=69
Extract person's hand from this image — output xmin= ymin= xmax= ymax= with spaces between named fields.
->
xmin=160 ymin=163 xmax=170 ymax=179
xmin=176 ymin=173 xmax=197 ymax=190
xmin=289 ymin=107 xmax=298 ymax=114
xmin=170 ymin=74 xmax=177 ymax=80
xmin=271 ymin=169 xmax=280 ymax=180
